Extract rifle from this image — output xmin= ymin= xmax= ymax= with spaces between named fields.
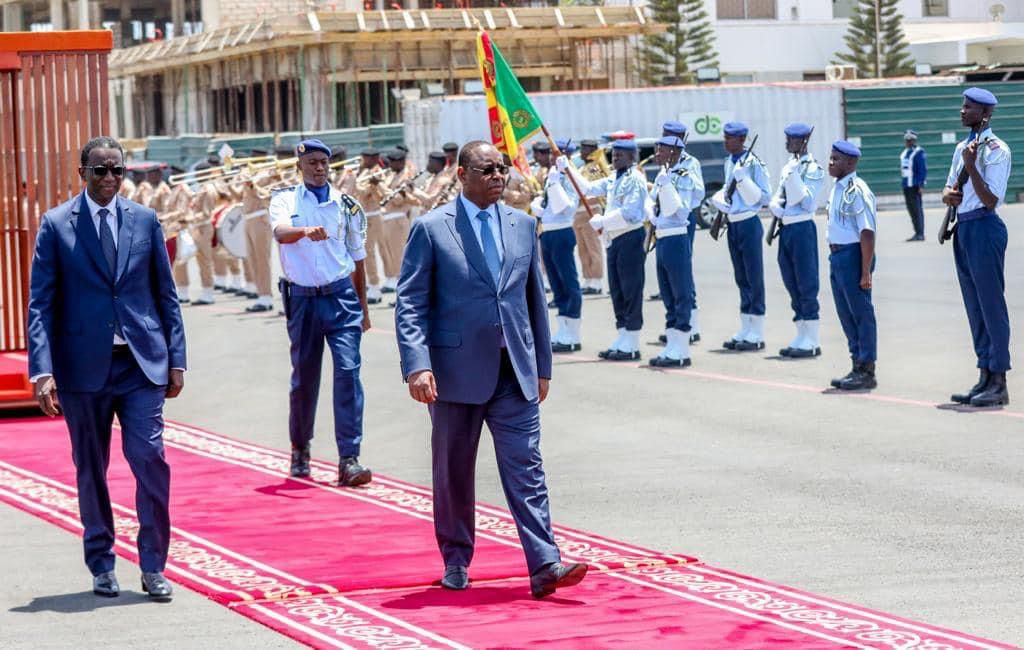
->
xmin=380 ymin=170 xmax=426 ymax=208
xmin=767 ymin=128 xmax=813 ymax=247
xmin=644 ymin=161 xmax=670 ymax=254
xmin=710 ymin=134 xmax=758 ymax=241
xmin=938 ymin=140 xmax=985 ymax=245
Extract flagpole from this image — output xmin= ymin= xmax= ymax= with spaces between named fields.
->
xmin=541 ymin=126 xmax=595 ymax=219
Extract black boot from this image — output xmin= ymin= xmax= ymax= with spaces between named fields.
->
xmin=338 ymin=456 xmax=373 ymax=487
xmin=839 ymin=362 xmax=877 ymax=390
xmin=969 ymin=372 xmax=1009 ymax=407
xmin=951 ymin=369 xmax=990 ymax=404
xmin=831 ymin=360 xmax=858 ymax=388
xmin=290 ymin=443 xmax=311 ymax=478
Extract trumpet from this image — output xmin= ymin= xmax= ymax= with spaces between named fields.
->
xmin=330 ymin=155 xmax=360 ymax=170
xmin=587 ymin=149 xmax=611 ymax=178
xmin=168 ymin=156 xmax=275 ymax=185
xmin=380 ymin=171 xmax=427 ymax=207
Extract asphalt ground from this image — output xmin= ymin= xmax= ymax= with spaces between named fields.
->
xmin=3 ymin=203 xmax=1022 ymax=647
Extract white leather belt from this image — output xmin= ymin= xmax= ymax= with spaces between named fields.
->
xmin=781 ymin=213 xmax=814 ymax=226
xmin=726 ymin=210 xmax=757 ymax=223
xmin=540 ymin=221 xmax=573 ymax=232
xmin=364 ymin=209 xmax=382 ymax=218
xmin=382 ymin=211 xmax=407 ymax=221
xmin=607 ymin=221 xmax=645 ymax=241
xmin=656 ymin=227 xmax=688 ymax=239
xmin=244 ymin=209 xmax=268 ymax=220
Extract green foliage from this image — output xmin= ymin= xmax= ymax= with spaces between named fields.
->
xmin=833 ymin=0 xmax=914 ymax=78
xmin=638 ymin=0 xmax=719 ymax=86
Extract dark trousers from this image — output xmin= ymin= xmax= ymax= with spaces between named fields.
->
xmin=829 ymin=244 xmax=877 ymax=363
xmin=540 ymin=228 xmax=582 ymax=319
xmin=606 ymin=228 xmax=645 ymax=330
xmin=286 ymin=276 xmax=365 ymax=457
xmin=60 ymin=348 xmax=170 ymax=575
xmin=688 ymin=209 xmax=698 ymax=309
xmin=726 ymin=216 xmax=765 ymax=315
xmin=903 ymin=186 xmax=924 ymax=236
xmin=655 ymin=234 xmax=693 ymax=332
xmin=428 ymin=351 xmax=560 ymax=574
xmin=777 ymin=220 xmax=820 ymax=321
xmin=953 ymin=216 xmax=1011 ymax=372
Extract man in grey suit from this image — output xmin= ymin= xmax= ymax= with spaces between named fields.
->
xmin=395 ymin=141 xmax=587 ymax=598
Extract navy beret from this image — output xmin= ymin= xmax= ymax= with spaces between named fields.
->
xmin=656 ymin=135 xmax=685 ymax=149
xmin=296 ymin=139 xmax=331 ymax=158
xmin=555 ymin=137 xmax=577 ymax=153
xmin=963 ymin=87 xmax=997 ymax=107
xmin=662 ymin=121 xmax=687 ymax=136
xmin=784 ymin=122 xmax=812 ymax=138
xmin=612 ymin=139 xmax=638 ymax=152
xmin=723 ymin=121 xmax=749 ymax=137
xmin=832 ymin=140 xmax=861 ymax=158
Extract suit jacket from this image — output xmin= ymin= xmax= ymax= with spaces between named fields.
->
xmin=27 ymin=192 xmax=187 ymax=392
xmin=395 ymin=197 xmax=552 ymax=404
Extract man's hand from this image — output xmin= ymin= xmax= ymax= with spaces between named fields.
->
xmin=538 ymin=378 xmax=550 ymax=403
xmin=166 ymin=369 xmax=185 ymax=398
xmin=555 ymin=156 xmax=570 ymax=172
xmin=917 ymin=186 xmax=923 ymax=195
xmin=860 ymin=273 xmax=872 ymax=290
xmin=962 ymin=141 xmax=979 ymax=170
xmin=362 ymin=308 xmax=372 ymax=332
xmin=34 ymin=376 xmax=60 ymax=417
xmin=305 ymin=226 xmax=329 ymax=241
xmin=408 ymin=370 xmax=437 ymax=404
xmin=942 ymin=186 xmax=963 ymax=207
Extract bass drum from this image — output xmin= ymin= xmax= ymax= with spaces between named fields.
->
xmin=214 ymin=203 xmax=247 ymax=258
xmin=165 ymin=234 xmax=177 ymax=266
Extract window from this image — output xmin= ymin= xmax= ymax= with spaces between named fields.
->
xmin=922 ymin=0 xmax=948 ymax=17
xmin=717 ymin=0 xmax=776 ymax=20
xmin=832 ymin=0 xmax=856 ymax=19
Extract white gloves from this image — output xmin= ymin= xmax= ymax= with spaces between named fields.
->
xmin=736 ymin=176 xmax=762 ymax=206
xmin=530 ymin=196 xmax=544 ymax=216
xmin=654 ymin=170 xmax=671 ymax=188
xmin=601 ymin=208 xmax=629 ymax=232
xmin=547 ymin=182 xmax=571 ymax=214
xmin=546 ymin=170 xmax=563 ymax=184
xmin=709 ymin=187 xmax=731 ymax=213
xmin=783 ymin=169 xmax=808 ymax=203
xmin=658 ymin=183 xmax=683 ymax=215
xmin=768 ymin=198 xmax=784 ymax=218
xmin=732 ymin=164 xmax=750 ymax=181
xmin=555 ymin=155 xmax=570 ymax=172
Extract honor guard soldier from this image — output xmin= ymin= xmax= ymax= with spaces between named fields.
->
xmin=565 ymin=139 xmax=648 ymax=360
xmin=826 ymin=140 xmax=878 ymax=391
xmin=574 ymin=139 xmax=606 ymax=295
xmin=270 ymin=139 xmax=374 ymax=486
xmin=710 ymin=122 xmax=771 ymax=351
xmin=649 ymin=135 xmax=703 ymax=367
xmin=353 ymin=147 xmax=386 ymax=304
xmin=944 ymin=87 xmax=1012 ymax=407
xmin=900 ymin=129 xmax=928 ymax=241
xmin=769 ymin=122 xmax=825 ymax=358
xmin=536 ymin=138 xmax=583 ymax=353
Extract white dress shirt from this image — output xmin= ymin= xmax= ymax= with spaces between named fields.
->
xmin=945 ymin=127 xmax=1011 ymax=214
xmin=459 ymin=194 xmax=505 ymax=265
xmin=84 ymin=193 xmax=127 ymax=346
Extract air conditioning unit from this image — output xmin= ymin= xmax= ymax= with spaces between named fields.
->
xmin=825 ymin=64 xmax=858 ymax=81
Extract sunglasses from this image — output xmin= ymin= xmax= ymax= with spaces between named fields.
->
xmin=83 ymin=165 xmax=125 ymax=177
xmin=468 ymin=164 xmax=509 ymax=177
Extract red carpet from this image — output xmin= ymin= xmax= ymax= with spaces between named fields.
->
xmin=0 ymin=352 xmax=32 ymax=407
xmin=0 ymin=417 xmax=1012 ymax=649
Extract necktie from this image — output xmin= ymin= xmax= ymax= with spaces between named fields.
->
xmin=476 ymin=210 xmax=501 ymax=284
xmin=98 ymin=208 xmax=117 ymax=275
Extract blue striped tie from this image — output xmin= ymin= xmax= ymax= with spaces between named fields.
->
xmin=476 ymin=210 xmax=501 ymax=284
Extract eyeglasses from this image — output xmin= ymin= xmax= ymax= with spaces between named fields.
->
xmin=467 ymin=164 xmax=509 ymax=177
xmin=83 ymin=165 xmax=125 ymax=177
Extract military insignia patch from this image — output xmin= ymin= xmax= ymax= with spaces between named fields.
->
xmin=297 ymin=143 xmax=306 ymax=153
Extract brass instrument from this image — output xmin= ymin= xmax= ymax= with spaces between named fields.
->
xmin=587 ymin=149 xmax=611 ymax=178
xmin=429 ymin=175 xmax=460 ymax=211
xmin=380 ymin=170 xmax=427 ymax=208
xmin=168 ymin=156 xmax=275 ymax=185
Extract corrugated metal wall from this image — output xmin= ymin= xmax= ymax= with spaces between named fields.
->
xmin=845 ymin=81 xmax=1024 ymax=201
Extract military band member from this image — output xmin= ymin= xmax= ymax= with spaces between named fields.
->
xmin=826 ymin=141 xmax=878 ymax=391
xmin=574 ymin=139 xmax=606 ymax=295
xmin=661 ymin=121 xmax=704 ymax=343
xmin=332 ymin=150 xmax=357 ymax=196
xmin=233 ymin=170 xmax=275 ymax=312
xmin=710 ymin=122 xmax=771 ymax=351
xmin=353 ymin=148 xmax=386 ymax=304
xmin=944 ymin=87 xmax=1012 ymax=407
xmin=164 ymin=182 xmax=213 ymax=306
xmin=649 ymin=136 xmax=703 ymax=367
xmin=209 ymin=180 xmax=246 ymax=294
xmin=565 ymin=139 xmax=648 ymax=360
xmin=270 ymin=139 xmax=373 ymax=486
xmin=411 ymin=152 xmax=455 ymax=211
xmin=442 ymin=141 xmax=459 ymax=169
xmin=502 ymin=154 xmax=536 ymax=213
xmin=769 ymin=123 xmax=825 ymax=358
xmin=900 ymin=129 xmax=928 ymax=242
xmin=379 ymin=149 xmax=416 ymax=295
xmin=182 ymin=169 xmax=219 ymax=300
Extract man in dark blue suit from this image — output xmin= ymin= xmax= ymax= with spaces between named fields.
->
xmin=27 ymin=136 xmax=187 ymax=601
xmin=395 ymin=141 xmax=587 ymax=599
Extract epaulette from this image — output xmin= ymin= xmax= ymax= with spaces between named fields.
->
xmin=271 ymin=184 xmax=298 ymax=195
xmin=340 ymin=193 xmax=362 ymax=216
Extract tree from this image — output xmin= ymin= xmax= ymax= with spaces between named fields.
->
xmin=833 ymin=0 xmax=914 ymax=78
xmin=638 ymin=0 xmax=719 ymax=86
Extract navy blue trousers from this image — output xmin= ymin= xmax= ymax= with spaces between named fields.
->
xmin=607 ymin=228 xmax=646 ymax=330
xmin=286 ymin=277 xmax=365 ymax=457
xmin=953 ymin=215 xmax=1011 ymax=372
xmin=540 ymin=228 xmax=582 ymax=319
xmin=428 ymin=351 xmax=560 ymax=574
xmin=60 ymin=348 xmax=170 ymax=575
xmin=829 ymin=244 xmax=877 ymax=363
xmin=726 ymin=217 xmax=765 ymax=315
xmin=655 ymin=234 xmax=693 ymax=332
xmin=688 ymin=209 xmax=698 ymax=309
xmin=903 ymin=186 xmax=924 ymax=236
xmin=777 ymin=220 xmax=820 ymax=321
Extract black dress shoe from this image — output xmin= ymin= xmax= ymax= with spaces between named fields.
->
xmin=381 ymin=286 xmax=396 ymax=294
xmin=604 ymin=350 xmax=640 ymax=361
xmin=838 ymin=363 xmax=877 ymax=390
xmin=649 ymin=356 xmax=691 ymax=368
xmin=658 ymin=334 xmax=667 ymax=344
xmin=952 ymin=369 xmax=990 ymax=404
xmin=290 ymin=443 xmax=311 ymax=478
xmin=243 ymin=292 xmax=258 ymax=299
xmin=647 ymin=293 xmax=661 ymax=301
xmin=93 ymin=571 xmax=119 ymax=597
xmin=552 ymin=342 xmax=581 ymax=353
xmin=441 ymin=565 xmax=469 ymax=590
xmin=581 ymin=287 xmax=602 ymax=296
xmin=906 ymin=234 xmax=925 ymax=242
xmin=141 ymin=572 xmax=173 ymax=600
xmin=530 ymin=562 xmax=588 ymax=599
xmin=339 ymin=456 xmax=372 ymax=487
xmin=787 ymin=346 xmax=821 ymax=359
xmin=831 ymin=361 xmax=858 ymax=388
xmin=193 ymin=298 xmax=215 ymax=306
xmin=547 ymin=300 xmax=557 ymax=309
xmin=367 ymin=296 xmax=382 ymax=305
xmin=214 ymin=284 xmax=227 ymax=292
xmin=970 ymin=372 xmax=1009 ymax=407
xmin=722 ymin=339 xmax=739 ymax=350
xmin=733 ymin=340 xmax=765 ymax=352
xmin=597 ymin=348 xmax=612 ymax=359
xmin=689 ymin=333 xmax=700 ymax=344
xmin=245 ymin=303 xmax=273 ymax=313
xmin=177 ymin=297 xmax=191 ymax=304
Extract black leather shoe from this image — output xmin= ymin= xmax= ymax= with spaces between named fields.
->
xmin=733 ymin=340 xmax=765 ymax=352
xmin=598 ymin=348 xmax=612 ymax=359
xmin=649 ymin=356 xmax=691 ymax=368
xmin=381 ymin=286 xmax=396 ymax=294
xmin=658 ymin=334 xmax=667 ymax=344
xmin=831 ymin=361 xmax=858 ymax=388
xmin=787 ymin=346 xmax=821 ymax=359
xmin=689 ymin=333 xmax=701 ymax=344
xmin=214 ymin=284 xmax=227 ymax=292
xmin=839 ymin=363 xmax=877 ymax=390
xmin=530 ymin=562 xmax=588 ymax=599
xmin=906 ymin=234 xmax=925 ymax=242
xmin=604 ymin=350 xmax=640 ymax=361
xmin=290 ymin=443 xmax=311 ymax=478
xmin=779 ymin=346 xmax=793 ymax=357
xmin=245 ymin=303 xmax=273 ymax=313
xmin=367 ymin=296 xmax=382 ymax=305
xmin=441 ymin=565 xmax=469 ymax=590
xmin=970 ymin=372 xmax=1009 ymax=407
xmin=547 ymin=300 xmax=557 ymax=308
xmin=141 ymin=572 xmax=173 ymax=601
xmin=648 ymin=293 xmax=661 ymax=301
xmin=722 ymin=339 xmax=739 ymax=350
xmin=243 ymin=292 xmax=258 ymax=299
xmin=177 ymin=297 xmax=191 ymax=304
xmin=193 ymin=298 xmax=215 ymax=306
xmin=552 ymin=342 xmax=581 ymax=353
xmin=952 ymin=369 xmax=990 ymax=404
xmin=581 ymin=287 xmax=602 ymax=296
xmin=339 ymin=456 xmax=372 ymax=487
xmin=93 ymin=571 xmax=119 ymax=597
